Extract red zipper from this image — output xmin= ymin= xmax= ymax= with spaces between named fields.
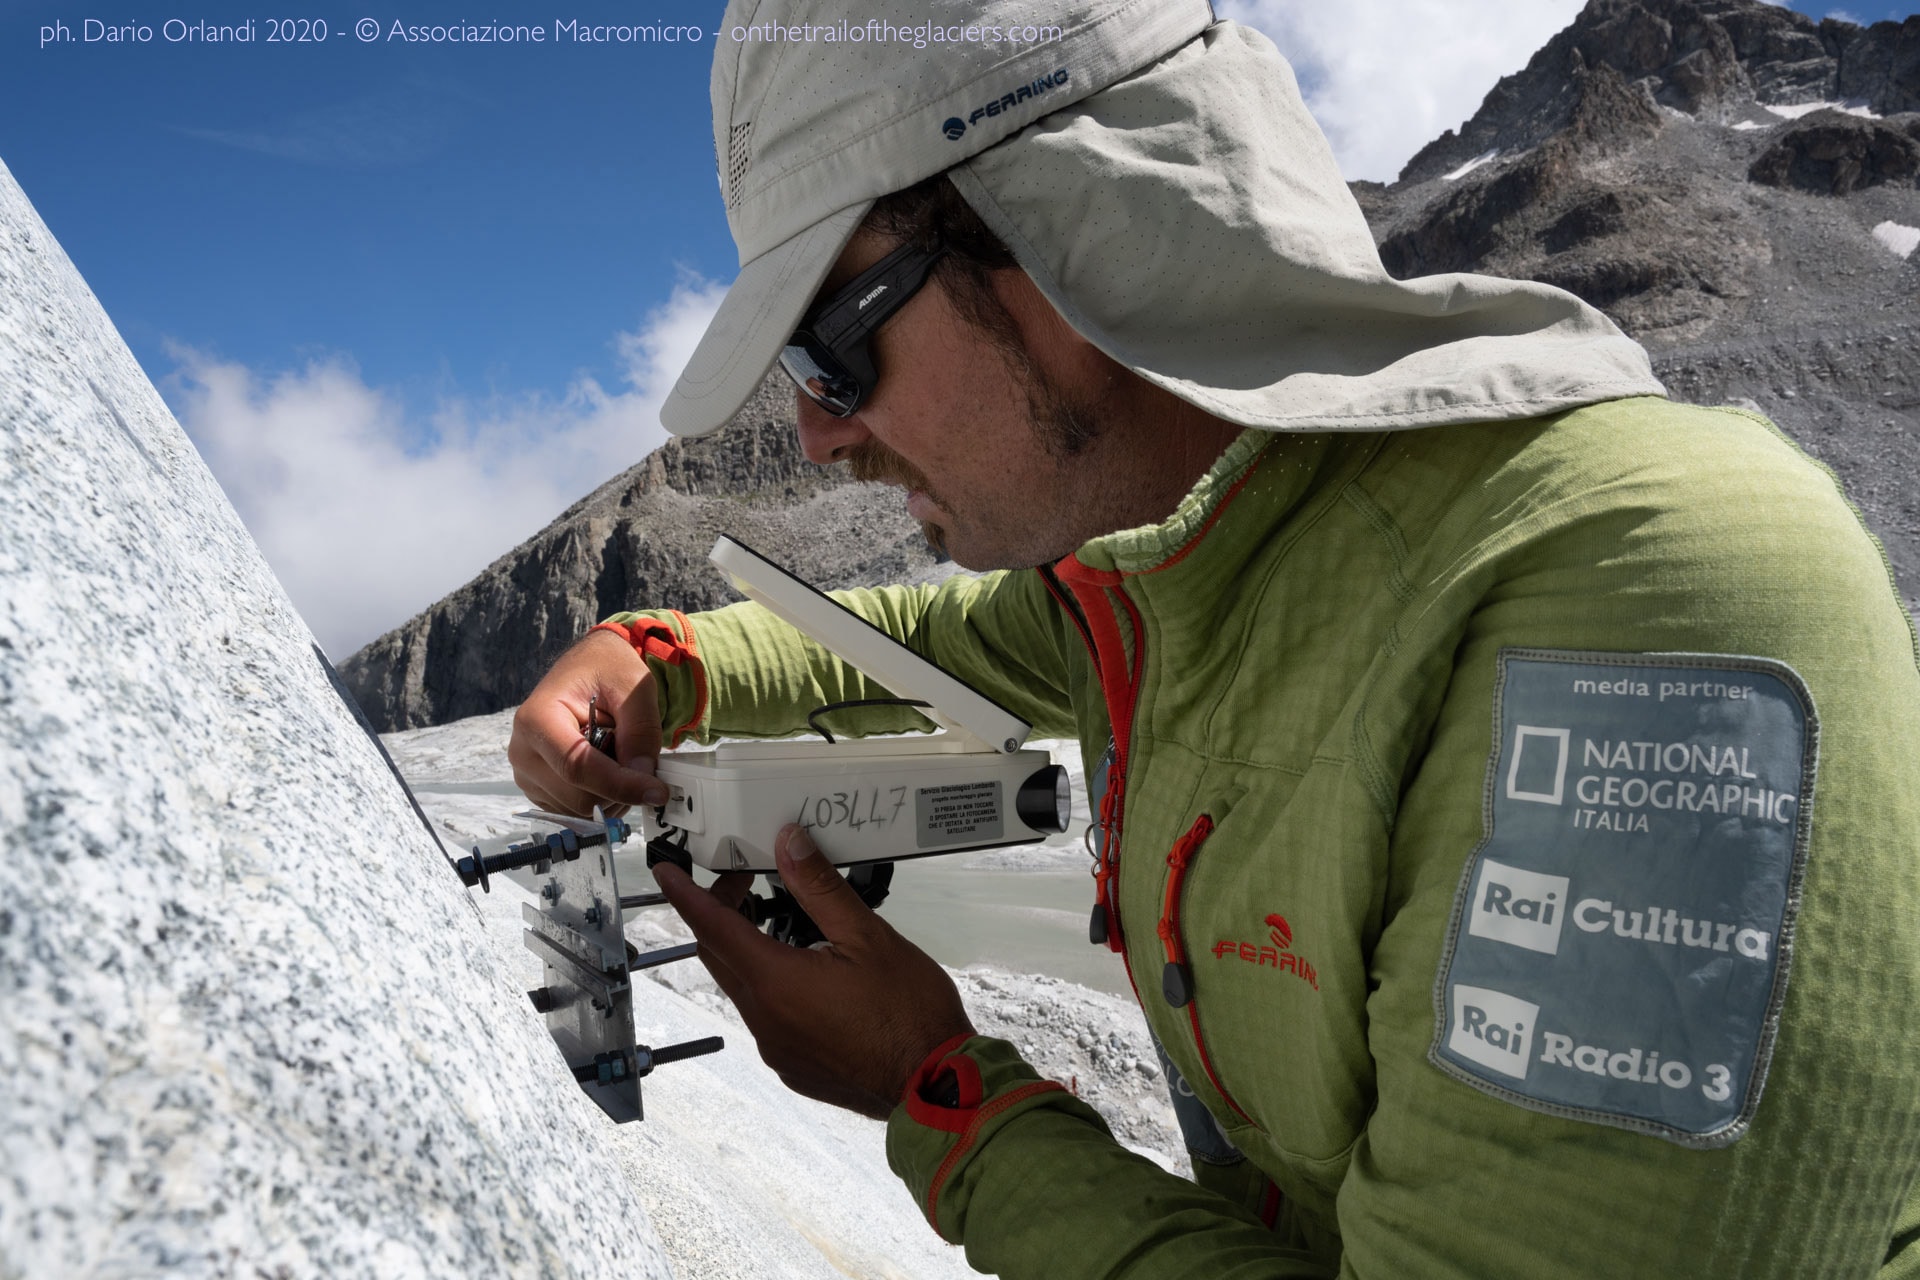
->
xmin=1156 ymin=814 xmax=1213 ymax=1007
xmin=1156 ymin=812 xmax=1254 ymax=1126
xmin=1035 ymin=453 xmax=1265 ymax=964
xmin=1045 ymin=559 xmax=1147 ymax=958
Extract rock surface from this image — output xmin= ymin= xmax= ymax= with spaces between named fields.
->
xmin=1394 ymin=0 xmax=1920 ymax=184
xmin=0 ymin=157 xmax=672 ymax=1279
xmin=347 ymin=0 xmax=1918 ymax=733
xmin=1747 ymin=110 xmax=1920 ymax=194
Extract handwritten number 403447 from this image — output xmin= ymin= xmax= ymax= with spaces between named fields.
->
xmin=797 ymin=786 xmax=910 ymax=833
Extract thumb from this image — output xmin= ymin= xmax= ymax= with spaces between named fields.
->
xmin=774 ymin=824 xmax=877 ymax=945
xmin=612 ymin=680 xmax=663 ymax=774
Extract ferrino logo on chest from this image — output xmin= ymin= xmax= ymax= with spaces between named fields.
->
xmin=1211 ymin=914 xmax=1319 ymax=990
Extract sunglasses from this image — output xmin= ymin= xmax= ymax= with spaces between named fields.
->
xmin=780 ymin=238 xmax=947 ymax=417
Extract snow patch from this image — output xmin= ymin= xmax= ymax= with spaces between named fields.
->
xmin=1442 ymin=149 xmax=1499 ymax=181
xmin=382 ymin=706 xmax=519 ymax=783
xmin=1732 ymin=120 xmax=1768 ymax=131
xmin=1871 ymin=221 xmax=1920 ymax=261
xmin=1763 ymin=99 xmax=1882 ymax=121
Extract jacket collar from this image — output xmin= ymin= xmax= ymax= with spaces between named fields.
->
xmin=1059 ymin=428 xmax=1353 ymax=580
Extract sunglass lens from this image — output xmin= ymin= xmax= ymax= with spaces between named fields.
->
xmin=780 ymin=340 xmax=862 ymax=416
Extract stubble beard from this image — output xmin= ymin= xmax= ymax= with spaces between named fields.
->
xmin=845 ymin=357 xmax=1108 ymax=567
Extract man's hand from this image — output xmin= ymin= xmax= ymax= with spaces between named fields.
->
xmin=654 ymin=824 xmax=976 ymax=1120
xmin=509 ymin=629 xmax=670 ymax=816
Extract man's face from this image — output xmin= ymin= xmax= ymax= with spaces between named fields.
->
xmin=793 ymin=229 xmax=1119 ymax=570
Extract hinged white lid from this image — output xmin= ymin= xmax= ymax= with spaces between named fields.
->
xmin=710 ymin=535 xmax=1029 ymax=753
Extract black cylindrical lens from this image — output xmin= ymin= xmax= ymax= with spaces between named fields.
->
xmin=1015 ymin=765 xmax=1071 ymax=834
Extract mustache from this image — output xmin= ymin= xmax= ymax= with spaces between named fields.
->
xmin=846 ymin=440 xmax=934 ymax=495
xmin=845 ymin=441 xmax=948 ymax=557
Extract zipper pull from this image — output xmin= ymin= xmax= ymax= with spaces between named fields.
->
xmin=1166 ymin=815 xmax=1214 ymax=868
xmin=1162 ymin=961 xmax=1194 ymax=1008
xmin=1158 ymin=815 xmax=1215 ymax=1007
xmin=1089 ymin=903 xmax=1108 ymax=945
xmin=1157 ymin=892 xmax=1194 ymax=1004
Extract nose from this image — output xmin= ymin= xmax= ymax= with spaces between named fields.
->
xmin=794 ymin=392 xmax=871 ymax=465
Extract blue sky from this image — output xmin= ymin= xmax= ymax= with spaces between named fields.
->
xmin=2 ymin=0 xmax=1913 ymax=655
xmin=4 ymin=0 xmax=731 ymax=425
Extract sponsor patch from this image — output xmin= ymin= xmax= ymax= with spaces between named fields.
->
xmin=1430 ymin=649 xmax=1817 ymax=1147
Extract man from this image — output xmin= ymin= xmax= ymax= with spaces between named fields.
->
xmin=508 ymin=1 xmax=1920 ymax=1274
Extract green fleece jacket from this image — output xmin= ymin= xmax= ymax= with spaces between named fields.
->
xmin=610 ymin=396 xmax=1920 ymax=1278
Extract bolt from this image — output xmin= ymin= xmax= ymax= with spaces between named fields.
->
xmin=541 ymin=882 xmax=561 ymax=903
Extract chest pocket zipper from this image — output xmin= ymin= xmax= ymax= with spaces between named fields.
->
xmin=1156 ymin=812 xmax=1256 ymax=1126
xmin=1157 ymin=814 xmax=1213 ymax=1007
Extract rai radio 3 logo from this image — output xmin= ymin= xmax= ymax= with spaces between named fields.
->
xmin=1211 ymin=913 xmax=1318 ymax=990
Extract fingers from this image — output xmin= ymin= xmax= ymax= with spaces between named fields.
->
xmin=653 ymin=860 xmax=789 ymax=982
xmin=708 ymin=871 xmax=755 ymax=913
xmin=553 ymin=731 xmax=666 ymax=809
xmin=773 ymin=825 xmax=880 ymax=947
xmin=690 ymin=926 xmax=750 ymax=1009
xmin=612 ymin=689 xmax=662 ymax=778
xmin=513 ymin=694 xmax=663 ymax=814
xmin=507 ymin=630 xmax=666 ymax=816
xmin=655 ymin=835 xmax=975 ymax=1119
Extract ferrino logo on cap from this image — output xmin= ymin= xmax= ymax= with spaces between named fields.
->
xmin=941 ymin=67 xmax=1071 ymax=140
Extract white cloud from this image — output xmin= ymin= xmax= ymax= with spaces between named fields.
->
xmin=1217 ymin=0 xmax=1587 ymax=181
xmin=165 ymin=278 xmax=726 ymax=658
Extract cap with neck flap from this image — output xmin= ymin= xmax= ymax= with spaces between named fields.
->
xmin=662 ymin=2 xmax=1665 ymax=438
xmin=661 ymin=0 xmax=1217 ymax=437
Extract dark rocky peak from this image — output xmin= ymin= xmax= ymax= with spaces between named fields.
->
xmin=1374 ymin=56 xmax=1661 ymax=282
xmin=1748 ymin=109 xmax=1920 ymax=195
xmin=534 ymin=378 xmax=836 ymax=542
xmin=1358 ymin=0 xmax=1918 ymax=617
xmin=1399 ymin=0 xmax=1919 ymax=185
xmin=641 ymin=376 xmax=844 ymax=501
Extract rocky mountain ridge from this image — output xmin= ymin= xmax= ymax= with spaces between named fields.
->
xmin=1360 ymin=0 xmax=1917 ymax=600
xmin=1396 ymin=0 xmax=1918 ymax=186
xmin=340 ymin=377 xmax=945 ymax=729
xmin=344 ymin=0 xmax=1918 ymax=731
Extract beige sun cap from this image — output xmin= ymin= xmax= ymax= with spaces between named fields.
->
xmin=944 ymin=21 xmax=1666 ymax=430
xmin=659 ymin=0 xmax=1216 ymax=436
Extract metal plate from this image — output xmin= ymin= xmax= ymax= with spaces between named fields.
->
xmin=521 ymin=816 xmax=642 ymax=1123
